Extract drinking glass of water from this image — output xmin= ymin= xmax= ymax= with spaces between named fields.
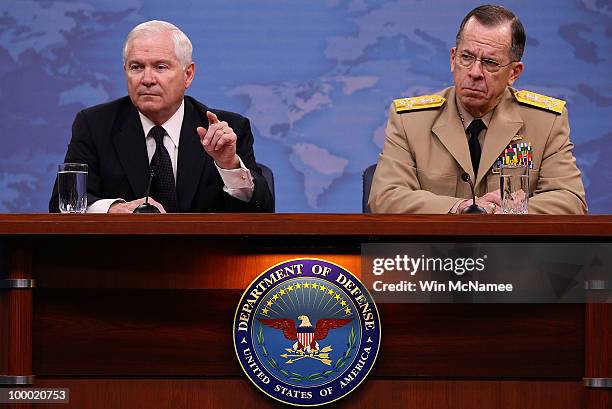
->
xmin=500 ymin=165 xmax=529 ymax=214
xmin=57 ymin=163 xmax=88 ymax=213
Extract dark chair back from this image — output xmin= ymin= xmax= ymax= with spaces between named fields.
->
xmin=362 ymin=164 xmax=377 ymax=213
xmin=257 ymin=163 xmax=275 ymax=212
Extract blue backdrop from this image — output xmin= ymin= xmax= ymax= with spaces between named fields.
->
xmin=1 ymin=0 xmax=610 ymax=213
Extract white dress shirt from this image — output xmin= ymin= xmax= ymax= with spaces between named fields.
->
xmin=88 ymin=100 xmax=254 ymax=213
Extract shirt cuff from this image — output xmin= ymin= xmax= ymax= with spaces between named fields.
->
xmin=215 ymin=157 xmax=255 ymax=202
xmin=450 ymin=199 xmax=467 ymax=214
xmin=87 ymin=198 xmax=125 ymax=213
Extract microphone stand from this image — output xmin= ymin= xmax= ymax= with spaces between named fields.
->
xmin=133 ymin=167 xmax=161 ymax=213
xmin=460 ymin=173 xmax=486 ymax=214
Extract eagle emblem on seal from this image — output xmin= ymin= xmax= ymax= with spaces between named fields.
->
xmin=259 ymin=315 xmax=353 ymax=365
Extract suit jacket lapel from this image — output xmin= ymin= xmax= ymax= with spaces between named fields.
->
xmin=476 ymin=89 xmax=523 ymax=185
xmin=432 ymin=90 xmax=475 ymax=180
xmin=112 ymin=104 xmax=149 ymax=198
xmin=176 ymin=97 xmax=210 ymax=211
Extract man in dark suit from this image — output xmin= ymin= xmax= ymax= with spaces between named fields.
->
xmin=49 ymin=20 xmax=273 ymax=213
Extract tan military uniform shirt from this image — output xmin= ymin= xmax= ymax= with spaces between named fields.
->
xmin=369 ymin=86 xmax=587 ymax=214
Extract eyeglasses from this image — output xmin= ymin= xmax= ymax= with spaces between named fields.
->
xmin=456 ymin=52 xmax=515 ymax=73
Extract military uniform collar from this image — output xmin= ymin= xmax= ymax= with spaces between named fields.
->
xmin=456 ymin=97 xmax=494 ymax=132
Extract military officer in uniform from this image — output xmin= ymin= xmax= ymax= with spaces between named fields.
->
xmin=369 ymin=4 xmax=587 ymax=214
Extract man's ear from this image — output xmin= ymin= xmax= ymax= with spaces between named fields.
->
xmin=184 ymin=62 xmax=195 ymax=89
xmin=450 ymin=47 xmax=457 ymax=73
xmin=507 ymin=61 xmax=524 ymax=86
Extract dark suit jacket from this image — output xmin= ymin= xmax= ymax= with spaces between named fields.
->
xmin=49 ymin=96 xmax=273 ymax=213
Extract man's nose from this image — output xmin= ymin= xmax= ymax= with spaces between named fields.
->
xmin=141 ymin=67 xmax=156 ymax=85
xmin=468 ymin=60 xmax=485 ymax=79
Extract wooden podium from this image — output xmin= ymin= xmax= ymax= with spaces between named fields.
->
xmin=0 ymin=214 xmax=610 ymax=408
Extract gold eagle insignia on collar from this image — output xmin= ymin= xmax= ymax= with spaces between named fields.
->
xmin=514 ymin=90 xmax=565 ymax=114
xmin=394 ymin=94 xmax=446 ymax=113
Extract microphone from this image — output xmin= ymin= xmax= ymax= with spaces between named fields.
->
xmin=133 ymin=166 xmax=161 ymax=213
xmin=460 ymin=173 xmax=486 ymax=214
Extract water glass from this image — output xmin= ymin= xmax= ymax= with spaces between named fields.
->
xmin=58 ymin=163 xmax=88 ymax=213
xmin=500 ymin=165 xmax=529 ymax=214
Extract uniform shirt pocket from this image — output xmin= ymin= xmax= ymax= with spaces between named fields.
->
xmin=416 ymin=168 xmax=457 ymax=197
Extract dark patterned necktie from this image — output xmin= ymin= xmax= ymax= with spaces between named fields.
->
xmin=467 ymin=119 xmax=486 ymax=175
xmin=149 ymin=125 xmax=178 ymax=212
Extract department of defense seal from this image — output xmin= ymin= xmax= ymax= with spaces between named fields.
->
xmin=233 ymin=258 xmax=381 ymax=406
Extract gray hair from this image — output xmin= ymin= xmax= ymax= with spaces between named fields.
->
xmin=123 ymin=20 xmax=193 ymax=69
xmin=456 ymin=5 xmax=526 ymax=62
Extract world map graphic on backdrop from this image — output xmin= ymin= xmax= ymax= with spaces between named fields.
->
xmin=0 ymin=0 xmax=611 ymax=213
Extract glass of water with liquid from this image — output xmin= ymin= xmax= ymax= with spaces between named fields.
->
xmin=500 ymin=165 xmax=529 ymax=214
xmin=58 ymin=163 xmax=88 ymax=213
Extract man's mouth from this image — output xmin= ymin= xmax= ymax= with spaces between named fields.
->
xmin=463 ymin=87 xmax=486 ymax=94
